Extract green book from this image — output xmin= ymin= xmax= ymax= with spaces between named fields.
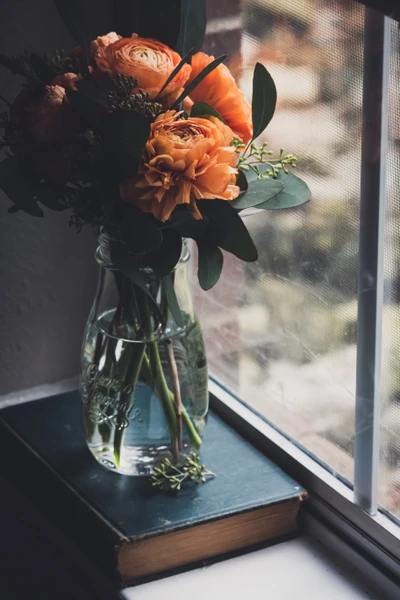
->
xmin=0 ymin=392 xmax=306 ymax=587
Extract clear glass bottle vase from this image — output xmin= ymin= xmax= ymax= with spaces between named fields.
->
xmin=80 ymin=234 xmax=208 ymax=476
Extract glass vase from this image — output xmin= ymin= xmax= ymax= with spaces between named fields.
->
xmin=80 ymin=235 xmax=208 ymax=476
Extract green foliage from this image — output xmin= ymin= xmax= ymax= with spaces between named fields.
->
xmin=256 ymin=171 xmax=311 ymax=210
xmin=162 ymin=273 xmax=184 ymax=328
xmin=198 ymin=200 xmax=258 ymax=262
xmin=191 ymin=102 xmax=225 ymax=123
xmin=156 ymin=47 xmax=195 ymax=100
xmin=29 ymin=53 xmax=57 ymax=84
xmin=102 ymin=110 xmax=150 ymax=179
xmin=52 ymin=0 xmax=92 ymax=61
xmin=147 ymin=228 xmax=182 ymax=276
xmin=75 ymin=77 xmax=111 ymax=107
xmin=197 ymin=243 xmax=224 ymax=291
xmin=0 ymin=156 xmax=44 ymax=217
xmin=176 ymin=0 xmax=206 ymax=56
xmin=151 ymin=453 xmax=215 ymax=492
xmin=172 ymin=55 xmax=226 ymax=108
xmin=236 ymin=169 xmax=248 ymax=192
xmin=232 ymin=178 xmax=283 ymax=210
xmin=251 ymin=62 xmax=277 ymax=141
xmin=0 ymin=54 xmax=35 ymax=79
xmin=122 ymin=216 xmax=163 ymax=254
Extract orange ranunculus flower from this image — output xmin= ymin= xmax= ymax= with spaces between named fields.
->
xmin=93 ymin=33 xmax=191 ymax=103
xmin=120 ymin=110 xmax=240 ymax=222
xmin=186 ymin=52 xmax=253 ymax=144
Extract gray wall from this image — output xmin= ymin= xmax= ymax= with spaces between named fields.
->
xmin=0 ymin=0 xmax=99 ymax=398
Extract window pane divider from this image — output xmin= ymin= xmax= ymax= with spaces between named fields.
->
xmin=354 ymin=9 xmax=390 ymax=515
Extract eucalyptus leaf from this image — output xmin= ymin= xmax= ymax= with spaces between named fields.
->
xmin=197 ymin=243 xmax=224 ymax=291
xmin=172 ymin=55 xmax=226 ymax=108
xmin=191 ymin=102 xmax=225 ymax=123
xmin=66 ymin=89 xmax=101 ymax=130
xmin=147 ymin=228 xmax=182 ymax=276
xmin=252 ymin=62 xmax=277 ymax=141
xmin=176 ymin=0 xmax=206 ymax=55
xmin=0 ymin=156 xmax=44 ymax=217
xmin=167 ymin=209 xmax=209 ymax=239
xmin=162 ymin=273 xmax=184 ymax=327
xmin=30 ymin=54 xmax=57 ymax=84
xmin=232 ymin=178 xmax=283 ymax=210
xmin=256 ymin=171 xmax=311 ymax=210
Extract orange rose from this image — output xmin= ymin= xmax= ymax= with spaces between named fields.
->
xmin=186 ymin=52 xmax=253 ymax=144
xmin=23 ymin=84 xmax=72 ymax=143
xmin=120 ymin=110 xmax=239 ymax=222
xmin=51 ymin=72 xmax=81 ymax=91
xmin=90 ymin=31 xmax=121 ymax=58
xmin=93 ymin=33 xmax=191 ymax=103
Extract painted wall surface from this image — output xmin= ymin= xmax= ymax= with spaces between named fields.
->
xmin=0 ymin=0 xmax=101 ymax=397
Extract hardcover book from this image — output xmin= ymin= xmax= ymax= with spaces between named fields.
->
xmin=0 ymin=392 xmax=306 ymax=587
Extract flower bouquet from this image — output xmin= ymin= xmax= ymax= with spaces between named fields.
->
xmin=0 ymin=1 xmax=310 ymax=479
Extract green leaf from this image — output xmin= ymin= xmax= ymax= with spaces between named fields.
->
xmin=0 ymin=55 xmax=32 ymax=78
xmin=162 ymin=273 xmax=184 ymax=328
xmin=30 ymin=54 xmax=57 ymax=84
xmin=167 ymin=209 xmax=209 ymax=239
xmin=66 ymin=89 xmax=101 ymax=130
xmin=121 ymin=217 xmax=163 ymax=254
xmin=198 ymin=200 xmax=258 ymax=262
xmin=52 ymin=0 xmax=91 ymax=61
xmin=110 ymin=243 xmax=159 ymax=309
xmin=172 ymin=55 xmax=226 ymax=108
xmin=176 ymin=0 xmax=206 ymax=55
xmin=0 ymin=156 xmax=44 ymax=217
xmin=256 ymin=171 xmax=311 ymax=210
xmin=34 ymin=184 xmax=69 ymax=211
xmin=236 ymin=169 xmax=248 ymax=192
xmin=75 ymin=77 xmax=109 ymax=107
xmin=147 ymin=228 xmax=182 ymax=276
xmin=157 ymin=47 xmax=195 ymax=99
xmin=197 ymin=243 xmax=224 ymax=291
xmin=103 ymin=110 xmax=150 ymax=179
xmin=191 ymin=102 xmax=225 ymax=123
xmin=251 ymin=62 xmax=277 ymax=141
xmin=231 ymin=178 xmax=283 ymax=210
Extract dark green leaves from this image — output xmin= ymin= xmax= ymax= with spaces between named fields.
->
xmin=236 ymin=170 xmax=248 ymax=192
xmin=30 ymin=54 xmax=57 ymax=84
xmin=0 ymin=156 xmax=44 ymax=217
xmin=110 ymin=243 xmax=158 ymax=308
xmin=198 ymin=200 xmax=258 ymax=262
xmin=0 ymin=55 xmax=34 ymax=79
xmin=256 ymin=171 xmax=311 ymax=210
xmin=75 ymin=75 xmax=111 ymax=107
xmin=197 ymin=244 xmax=224 ymax=291
xmin=147 ymin=228 xmax=182 ymax=276
xmin=176 ymin=0 xmax=206 ymax=56
xmin=156 ymin=47 xmax=195 ymax=100
xmin=163 ymin=273 xmax=184 ymax=327
xmin=123 ymin=218 xmax=163 ymax=254
xmin=191 ymin=102 xmax=225 ymax=123
xmin=172 ymin=55 xmax=226 ymax=108
xmin=252 ymin=62 xmax=277 ymax=141
xmin=52 ymin=0 xmax=91 ymax=61
xmin=103 ymin=110 xmax=150 ymax=179
xmin=232 ymin=178 xmax=283 ymax=210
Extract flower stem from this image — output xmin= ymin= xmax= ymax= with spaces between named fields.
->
xmin=166 ymin=340 xmax=183 ymax=451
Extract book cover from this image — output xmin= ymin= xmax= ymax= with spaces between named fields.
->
xmin=0 ymin=392 xmax=306 ymax=586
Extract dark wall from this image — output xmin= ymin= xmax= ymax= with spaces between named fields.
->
xmin=0 ymin=0 xmax=98 ymax=397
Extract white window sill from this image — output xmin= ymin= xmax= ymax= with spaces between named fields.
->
xmin=124 ymin=536 xmax=379 ymax=600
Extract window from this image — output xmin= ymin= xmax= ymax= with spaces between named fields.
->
xmin=190 ymin=0 xmax=400 ymax=586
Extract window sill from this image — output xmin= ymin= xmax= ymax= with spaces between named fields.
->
xmin=125 ymin=536 xmax=378 ymax=600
